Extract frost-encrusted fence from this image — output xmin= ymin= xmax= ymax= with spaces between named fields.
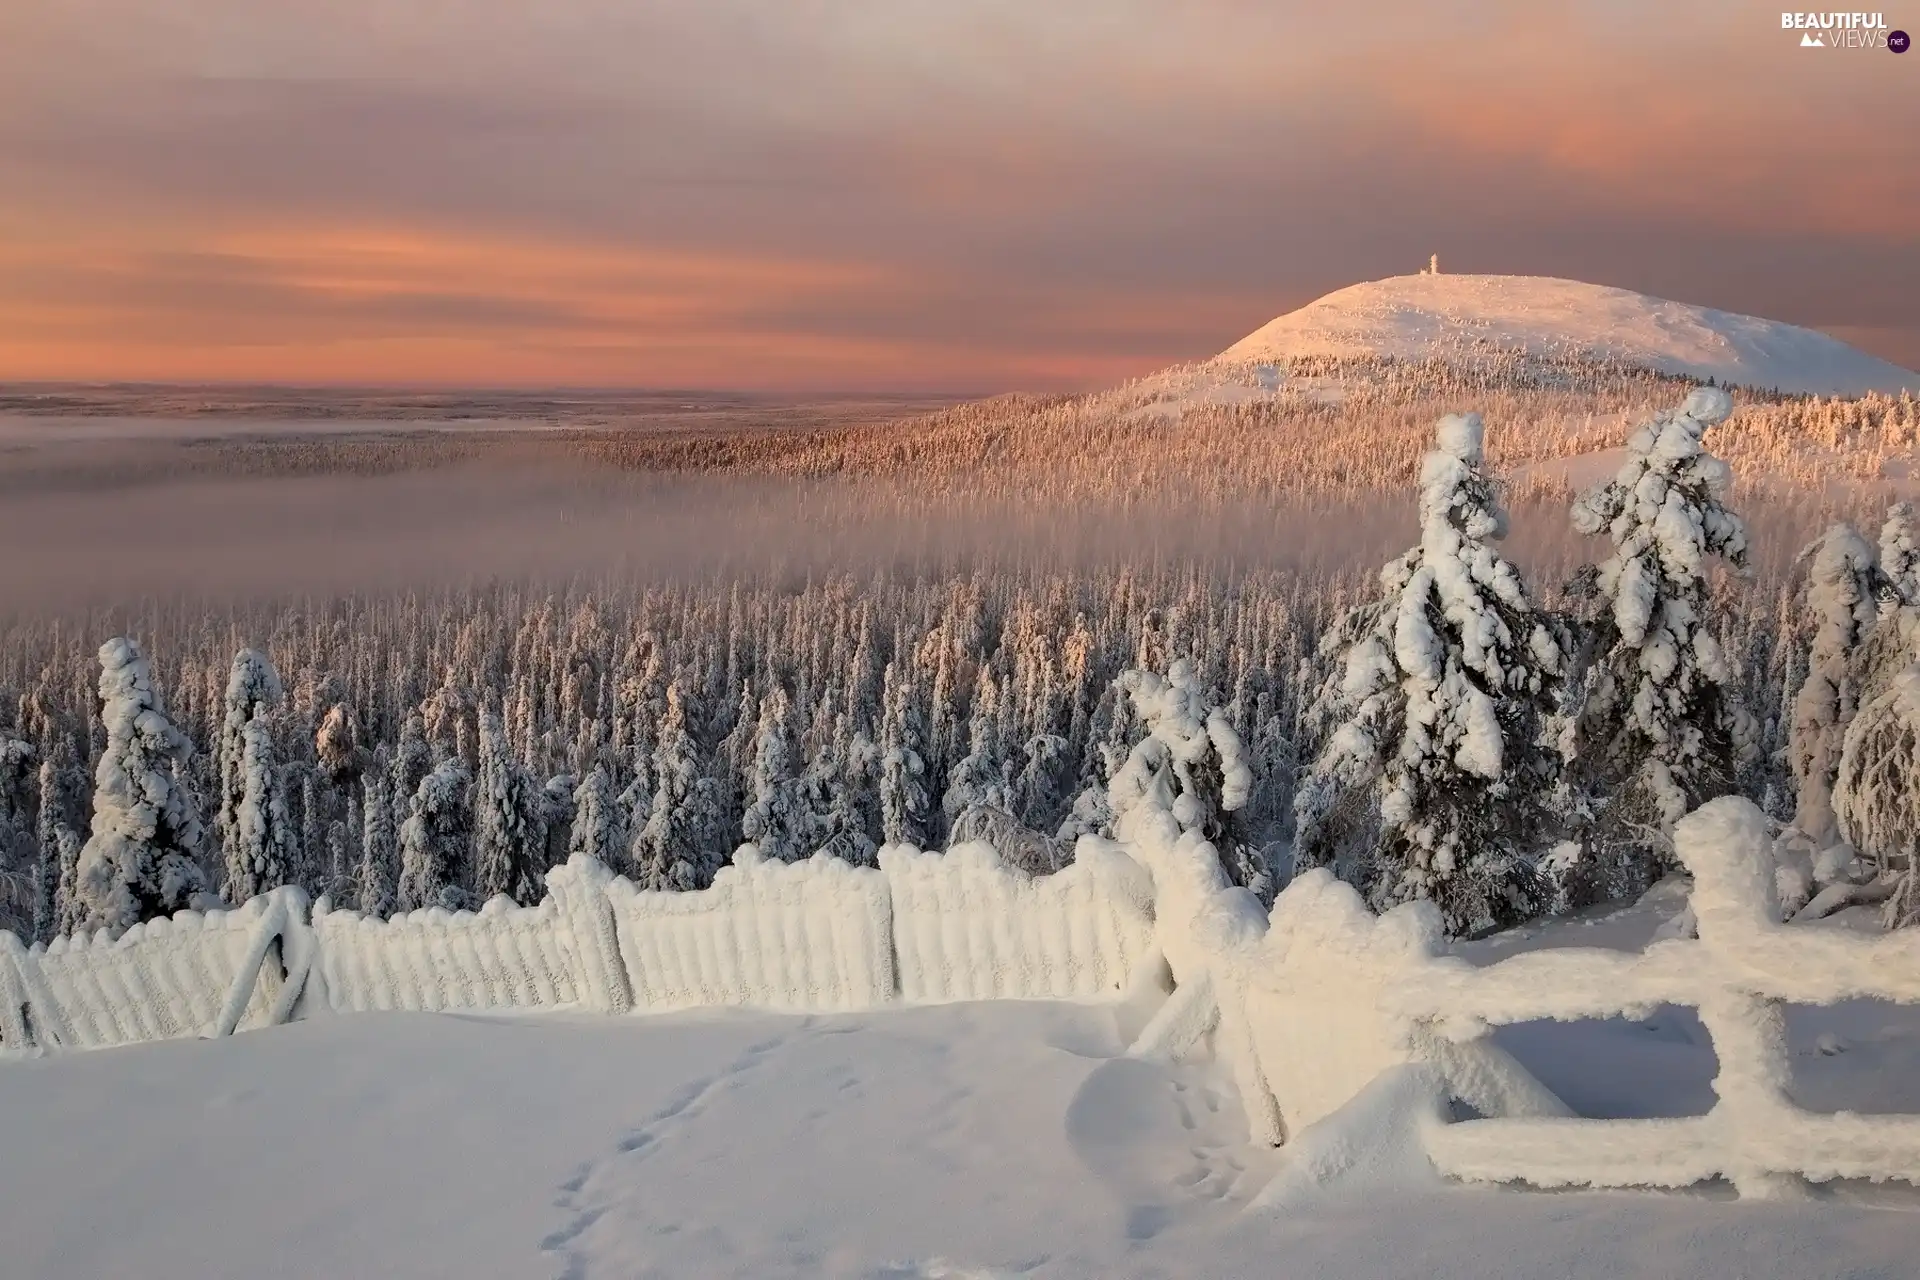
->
xmin=606 ymin=850 xmax=894 ymax=1012
xmin=0 ymin=838 xmax=1156 ymax=1052
xmin=5 ymin=800 xmax=1918 ymax=1199
xmin=309 ymin=858 xmax=629 ymax=1016
xmin=1396 ymin=797 xmax=1920 ymax=1196
xmin=883 ymin=841 xmax=1155 ymax=1003
xmin=0 ymin=887 xmax=311 ymax=1050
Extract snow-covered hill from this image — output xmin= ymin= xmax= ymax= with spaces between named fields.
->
xmin=1219 ymin=274 xmax=1918 ymax=396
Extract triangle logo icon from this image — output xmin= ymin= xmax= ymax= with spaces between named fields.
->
xmin=1800 ymin=31 xmax=1825 ymax=45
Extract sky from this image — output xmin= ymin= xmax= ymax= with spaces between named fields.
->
xmin=0 ymin=1 xmax=1915 ymax=392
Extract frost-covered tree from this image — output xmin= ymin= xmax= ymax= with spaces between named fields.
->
xmin=1785 ymin=523 xmax=1882 ymax=849
xmin=396 ymin=759 xmax=471 ymax=912
xmin=879 ymin=663 xmax=932 ymax=848
xmin=569 ymin=765 xmax=627 ymax=873
xmin=38 ymin=739 xmax=86 ymax=937
xmin=1879 ymin=502 xmax=1920 ymax=610
xmin=1834 ymin=666 xmax=1920 ymax=927
xmin=541 ymin=773 xmax=576 ymax=872
xmin=740 ymin=686 xmax=803 ymax=861
xmin=74 ymin=638 xmax=210 ymax=933
xmin=807 ymin=720 xmax=879 ymax=867
xmin=473 ymin=707 xmax=544 ymax=905
xmin=216 ymin=649 xmax=282 ymax=871
xmin=1565 ymin=387 xmax=1752 ymax=897
xmin=296 ymin=766 xmax=326 ymax=894
xmin=0 ymin=734 xmax=37 ymax=938
xmin=636 ymin=682 xmax=724 ymax=891
xmin=315 ymin=702 xmax=364 ymax=785
xmin=33 ymin=742 xmax=81 ymax=942
xmin=357 ymin=747 xmax=396 ymax=917
xmin=1295 ymin=413 xmax=1569 ymax=934
xmin=1015 ymin=731 xmax=1072 ymax=836
xmin=226 ymin=709 xmax=296 ymax=904
xmin=325 ymin=806 xmax=354 ymax=907
xmin=942 ymin=669 xmax=1012 ymax=835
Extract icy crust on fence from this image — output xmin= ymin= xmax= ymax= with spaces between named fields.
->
xmin=607 ymin=847 xmax=895 ymax=1012
xmin=0 ymin=887 xmax=307 ymax=1050
xmin=1393 ymin=797 xmax=1920 ymax=1194
xmin=310 ymin=889 xmax=588 ymax=1015
xmin=308 ymin=855 xmax=628 ymax=1017
xmin=882 ymin=838 xmax=1155 ymax=1004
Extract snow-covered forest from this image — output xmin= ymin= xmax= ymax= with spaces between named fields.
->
xmin=3 ymin=371 xmax=1920 ymax=944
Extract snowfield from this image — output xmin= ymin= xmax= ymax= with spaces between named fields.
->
xmin=3 ymin=898 xmax=1919 ymax=1280
xmin=1220 ymin=274 xmax=1920 ymax=396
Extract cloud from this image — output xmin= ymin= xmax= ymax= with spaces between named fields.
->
xmin=1 ymin=0 xmax=1914 ymax=387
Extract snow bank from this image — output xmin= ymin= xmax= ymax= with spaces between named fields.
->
xmin=882 ymin=839 xmax=1155 ymax=1004
xmin=0 ymin=886 xmax=309 ymax=1050
xmin=607 ymin=847 xmax=894 ymax=1012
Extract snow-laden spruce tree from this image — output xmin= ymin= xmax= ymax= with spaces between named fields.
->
xmin=636 ymin=682 xmax=724 ymax=891
xmin=34 ymin=741 xmax=83 ymax=942
xmin=1295 ymin=412 xmax=1568 ymax=934
xmin=568 ymin=765 xmax=627 ymax=874
xmin=396 ymin=758 xmax=471 ymax=912
xmin=1565 ymin=386 xmax=1752 ymax=897
xmin=1015 ymin=731 xmax=1073 ymax=836
xmin=804 ymin=717 xmax=879 ymax=867
xmin=225 ymin=709 xmax=296 ymax=904
xmin=473 ymin=707 xmax=544 ymax=905
xmin=216 ymin=649 xmax=282 ymax=866
xmin=388 ymin=712 xmax=432 ymax=838
xmin=0 ymin=733 xmax=36 ymax=938
xmin=739 ymin=685 xmax=803 ymax=861
xmin=879 ymin=662 xmax=932 ymax=848
xmin=74 ymin=638 xmax=210 ymax=933
xmin=942 ymin=669 xmax=1013 ymax=835
xmin=1105 ymin=660 xmax=1252 ymax=858
xmin=1880 ymin=502 xmax=1920 ymax=610
xmin=357 ymin=749 xmax=396 ymax=917
xmin=1784 ymin=523 xmax=1882 ymax=851
xmin=39 ymin=738 xmax=86 ymax=937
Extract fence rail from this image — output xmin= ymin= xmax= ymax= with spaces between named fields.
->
xmin=1395 ymin=798 xmax=1920 ymax=1196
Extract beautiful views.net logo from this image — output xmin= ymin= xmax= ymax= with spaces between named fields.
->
xmin=1781 ymin=12 xmax=1909 ymax=49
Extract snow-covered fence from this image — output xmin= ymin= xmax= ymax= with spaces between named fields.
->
xmin=606 ymin=849 xmax=894 ymax=1012
xmin=882 ymin=840 xmax=1156 ymax=1003
xmin=307 ymin=859 xmax=628 ymax=1015
xmin=0 ymin=887 xmax=311 ymax=1050
xmin=1393 ymin=797 xmax=1920 ymax=1196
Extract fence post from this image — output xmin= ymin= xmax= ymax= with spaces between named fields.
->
xmin=548 ymin=855 xmax=634 ymax=1015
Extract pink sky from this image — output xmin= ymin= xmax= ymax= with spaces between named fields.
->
xmin=1 ymin=1 xmax=1915 ymax=391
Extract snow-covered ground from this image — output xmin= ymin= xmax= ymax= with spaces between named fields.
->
xmin=4 ymin=895 xmax=1918 ymax=1280
xmin=1220 ymin=274 xmax=1920 ymax=396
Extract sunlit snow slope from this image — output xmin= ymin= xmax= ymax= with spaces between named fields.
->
xmin=1219 ymin=274 xmax=1918 ymax=396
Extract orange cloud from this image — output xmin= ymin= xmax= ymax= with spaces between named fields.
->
xmin=0 ymin=218 xmax=1218 ymax=388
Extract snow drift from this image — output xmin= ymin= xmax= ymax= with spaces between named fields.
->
xmin=1220 ymin=274 xmax=1919 ymax=396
